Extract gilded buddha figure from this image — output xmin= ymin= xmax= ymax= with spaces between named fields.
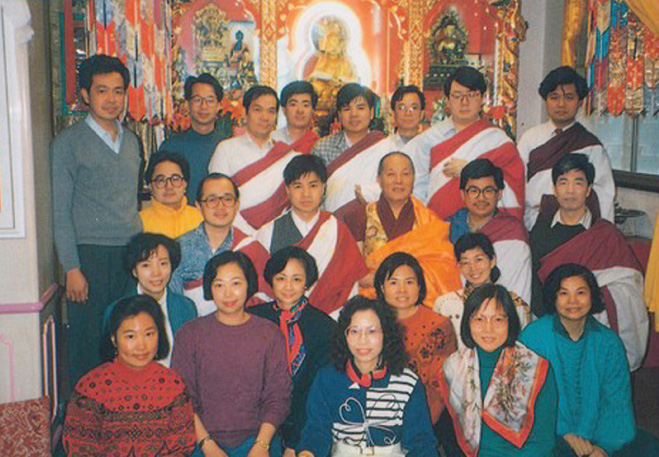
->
xmin=308 ymin=17 xmax=358 ymax=112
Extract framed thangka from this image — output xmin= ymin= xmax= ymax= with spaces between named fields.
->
xmin=170 ymin=0 xmax=260 ymax=132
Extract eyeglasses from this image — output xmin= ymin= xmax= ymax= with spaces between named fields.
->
xmin=152 ymin=174 xmax=185 ymax=188
xmin=345 ymin=326 xmax=382 ymax=340
xmin=470 ymin=314 xmax=508 ymax=329
xmin=190 ymin=96 xmax=218 ymax=106
xmin=200 ymin=194 xmax=237 ymax=208
xmin=465 ymin=186 xmax=499 ymax=199
xmin=449 ymin=91 xmax=482 ymax=102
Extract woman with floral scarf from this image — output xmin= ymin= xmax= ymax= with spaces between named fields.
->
xmin=439 ymin=284 xmax=557 ymax=457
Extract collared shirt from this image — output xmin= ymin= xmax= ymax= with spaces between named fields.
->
xmin=550 ymin=207 xmax=592 ymax=229
xmin=208 ymin=132 xmax=275 ymax=175
xmin=291 ymin=210 xmax=320 ymax=238
xmin=169 ymin=223 xmax=235 ymax=295
xmin=137 ymin=285 xmax=173 ymax=366
xmin=403 ymin=118 xmax=458 ymax=202
xmin=85 ymin=114 xmax=124 ymax=154
xmin=272 ymin=126 xmax=294 ymax=144
xmin=312 ymin=131 xmax=349 ymax=166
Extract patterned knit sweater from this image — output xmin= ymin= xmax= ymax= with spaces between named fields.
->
xmin=63 ymin=360 xmax=195 ymax=457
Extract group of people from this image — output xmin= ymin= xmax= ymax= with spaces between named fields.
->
xmin=52 ymin=54 xmax=657 ymax=457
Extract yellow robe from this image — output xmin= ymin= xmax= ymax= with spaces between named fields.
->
xmin=139 ymin=197 xmax=203 ymax=239
xmin=644 ymin=213 xmax=659 ymax=332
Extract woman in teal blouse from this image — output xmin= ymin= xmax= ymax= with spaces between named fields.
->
xmin=439 ymin=284 xmax=557 ymax=457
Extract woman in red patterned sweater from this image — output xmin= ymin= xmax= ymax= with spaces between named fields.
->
xmin=63 ymin=295 xmax=196 ymax=457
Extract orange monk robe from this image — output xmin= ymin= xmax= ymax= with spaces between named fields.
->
xmin=360 ymin=197 xmax=462 ymax=306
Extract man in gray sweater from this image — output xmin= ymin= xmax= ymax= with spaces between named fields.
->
xmin=51 ymin=55 xmax=143 ymax=388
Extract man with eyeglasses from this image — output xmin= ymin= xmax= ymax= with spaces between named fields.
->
xmin=447 ymin=159 xmax=532 ymax=304
xmin=390 ymin=85 xmax=425 ymax=148
xmin=517 ymin=66 xmax=615 ymax=230
xmin=170 ymin=173 xmax=270 ymax=316
xmin=209 ymin=85 xmax=306 ymax=233
xmin=341 ymin=152 xmax=461 ymax=305
xmin=159 ymin=73 xmax=226 ymax=205
xmin=139 ymin=152 xmax=203 ymax=238
xmin=404 ymin=66 xmax=524 ymax=221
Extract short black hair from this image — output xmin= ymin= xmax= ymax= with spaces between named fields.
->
xmin=377 ymin=151 xmax=415 ymax=176
xmin=374 ymin=252 xmax=426 ymax=306
xmin=539 ymin=66 xmax=589 ymax=100
xmin=102 ymin=294 xmax=170 ymax=362
xmin=196 ymin=172 xmax=240 ymax=203
xmin=145 ymin=152 xmax=191 ymax=184
xmin=184 ymin=73 xmax=223 ymax=101
xmin=454 ymin=233 xmax=501 ymax=283
xmin=243 ymin=85 xmax=279 ymax=113
xmin=444 ymin=66 xmax=487 ymax=97
xmin=125 ymin=233 xmax=182 ymax=273
xmin=284 ymin=155 xmax=327 ymax=185
xmin=336 ymin=83 xmax=375 ymax=110
xmin=390 ymin=85 xmax=426 ymax=111
xmin=280 ymin=80 xmax=318 ymax=108
xmin=202 ymin=251 xmax=258 ymax=302
xmin=333 ymin=296 xmax=408 ymax=375
xmin=264 ymin=246 xmax=319 ymax=289
xmin=460 ymin=284 xmax=521 ymax=349
xmin=79 ymin=54 xmax=130 ymax=92
xmin=551 ymin=153 xmax=595 ymax=186
xmin=459 ymin=158 xmax=505 ymax=190
xmin=542 ymin=263 xmax=605 ymax=315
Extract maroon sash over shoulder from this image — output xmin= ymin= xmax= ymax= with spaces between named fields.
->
xmin=290 ymin=130 xmax=319 ymax=154
xmin=231 ymin=141 xmax=297 ymax=230
xmin=480 ymin=212 xmax=529 ymax=243
xmin=538 ymin=219 xmax=649 ymax=369
xmin=296 ymin=212 xmax=368 ymax=314
xmin=527 ymin=123 xmax=601 ymax=179
xmin=326 ymin=130 xmax=386 ymax=176
xmin=428 ymin=120 xmax=525 ymax=220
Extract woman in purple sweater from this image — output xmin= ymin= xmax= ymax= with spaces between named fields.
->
xmin=172 ymin=251 xmax=291 ymax=457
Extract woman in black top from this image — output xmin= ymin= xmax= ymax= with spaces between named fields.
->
xmin=249 ymin=246 xmax=336 ymax=457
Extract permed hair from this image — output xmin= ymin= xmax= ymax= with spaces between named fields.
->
xmin=79 ymin=54 xmax=130 ymax=92
xmin=102 ymin=294 xmax=170 ymax=362
xmin=184 ymin=73 xmax=223 ymax=101
xmin=125 ymin=232 xmax=182 ymax=273
xmin=264 ymin=246 xmax=319 ymax=289
xmin=459 ymin=158 xmax=505 ymax=190
xmin=333 ymin=296 xmax=408 ymax=375
xmin=444 ymin=66 xmax=487 ymax=97
xmin=373 ymin=252 xmax=427 ymax=307
xmin=390 ymin=85 xmax=426 ymax=111
xmin=460 ymin=284 xmax=521 ymax=349
xmin=280 ymin=80 xmax=318 ymax=108
xmin=202 ymin=251 xmax=258 ymax=302
xmin=453 ymin=233 xmax=501 ymax=284
xmin=551 ymin=153 xmax=595 ymax=186
xmin=283 ymin=155 xmax=328 ymax=185
xmin=539 ymin=66 xmax=589 ymax=101
xmin=145 ymin=152 xmax=191 ymax=184
xmin=542 ymin=263 xmax=605 ymax=315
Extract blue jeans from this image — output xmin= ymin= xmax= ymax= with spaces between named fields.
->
xmin=192 ymin=435 xmax=283 ymax=457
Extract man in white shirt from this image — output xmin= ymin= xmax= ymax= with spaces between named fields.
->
xmin=389 ymin=85 xmax=425 ymax=148
xmin=272 ymin=80 xmax=319 ymax=153
xmin=208 ymin=85 xmax=301 ymax=231
xmin=517 ymin=66 xmax=615 ymax=230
